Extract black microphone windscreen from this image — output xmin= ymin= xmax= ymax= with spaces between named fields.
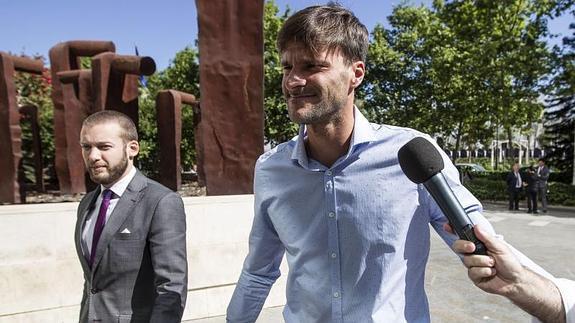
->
xmin=398 ymin=137 xmax=445 ymax=184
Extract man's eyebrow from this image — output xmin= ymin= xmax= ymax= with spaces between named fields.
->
xmin=80 ymin=140 xmax=114 ymax=146
xmin=281 ymin=57 xmax=329 ymax=65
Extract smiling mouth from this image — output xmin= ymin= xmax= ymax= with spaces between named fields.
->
xmin=288 ymin=94 xmax=316 ymax=100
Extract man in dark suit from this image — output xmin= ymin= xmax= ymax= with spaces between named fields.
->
xmin=506 ymin=162 xmax=522 ymax=210
xmin=75 ymin=110 xmax=187 ymax=323
xmin=523 ymin=165 xmax=538 ymax=214
xmin=536 ymin=158 xmax=550 ymax=213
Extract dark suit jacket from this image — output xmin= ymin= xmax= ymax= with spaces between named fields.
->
xmin=523 ymin=170 xmax=538 ymax=192
xmin=536 ymin=165 xmax=550 ymax=189
xmin=74 ymin=171 xmax=187 ymax=323
xmin=506 ymin=171 xmax=522 ymax=193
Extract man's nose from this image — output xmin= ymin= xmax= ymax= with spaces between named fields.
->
xmin=284 ymin=69 xmax=306 ymax=89
xmin=87 ymin=147 xmax=101 ymax=161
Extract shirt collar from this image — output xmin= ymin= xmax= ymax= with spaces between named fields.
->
xmin=99 ymin=166 xmax=137 ymax=198
xmin=291 ymin=106 xmax=376 ymax=169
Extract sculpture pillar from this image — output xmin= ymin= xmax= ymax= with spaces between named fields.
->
xmin=49 ymin=41 xmax=115 ymax=194
xmin=155 ymin=90 xmax=200 ymax=191
xmin=196 ymin=0 xmax=265 ymax=195
xmin=91 ymin=53 xmax=156 ymax=127
xmin=0 ymin=52 xmax=43 ymax=203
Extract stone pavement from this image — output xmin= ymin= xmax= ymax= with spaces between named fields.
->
xmin=186 ymin=203 xmax=575 ymax=322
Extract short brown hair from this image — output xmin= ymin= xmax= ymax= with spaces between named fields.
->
xmin=82 ymin=110 xmax=138 ymax=142
xmin=277 ymin=3 xmax=369 ymax=64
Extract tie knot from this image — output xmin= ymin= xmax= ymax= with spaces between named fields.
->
xmin=102 ymin=189 xmax=114 ymax=201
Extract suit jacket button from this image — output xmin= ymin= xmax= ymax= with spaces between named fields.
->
xmin=90 ymin=288 xmax=99 ymax=294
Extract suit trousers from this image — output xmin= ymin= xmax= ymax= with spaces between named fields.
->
xmin=537 ymin=185 xmax=548 ymax=212
xmin=508 ymin=188 xmax=521 ymax=210
xmin=526 ymin=190 xmax=537 ymax=212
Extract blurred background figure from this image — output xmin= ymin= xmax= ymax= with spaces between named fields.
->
xmin=506 ymin=162 xmax=522 ymax=211
xmin=536 ymin=158 xmax=550 ymax=213
xmin=523 ymin=165 xmax=538 ymax=214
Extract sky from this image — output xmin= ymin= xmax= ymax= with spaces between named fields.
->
xmin=0 ymin=0 xmax=572 ymax=71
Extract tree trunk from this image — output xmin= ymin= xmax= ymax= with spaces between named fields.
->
xmin=507 ymin=126 xmax=513 ymax=163
xmin=572 ymin=126 xmax=574 ymax=186
xmin=454 ymin=121 xmax=463 ymax=163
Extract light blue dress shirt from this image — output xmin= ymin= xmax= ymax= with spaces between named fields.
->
xmin=227 ymin=108 xmax=494 ymax=323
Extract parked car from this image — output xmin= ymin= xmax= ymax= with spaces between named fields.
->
xmin=455 ymin=163 xmax=487 ymax=183
xmin=455 ymin=163 xmax=487 ymax=174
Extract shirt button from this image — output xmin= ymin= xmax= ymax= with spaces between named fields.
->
xmin=326 ymin=170 xmax=332 ymax=176
xmin=333 ymin=292 xmax=340 ymax=298
xmin=90 ymin=288 xmax=99 ymax=294
xmin=331 ymin=252 xmax=337 ymax=259
xmin=328 ymin=212 xmax=335 ymax=218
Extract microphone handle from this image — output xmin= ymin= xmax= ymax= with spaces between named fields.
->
xmin=424 ymin=174 xmax=487 ymax=255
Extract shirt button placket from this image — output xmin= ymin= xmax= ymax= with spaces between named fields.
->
xmin=325 ymin=169 xmax=342 ymax=321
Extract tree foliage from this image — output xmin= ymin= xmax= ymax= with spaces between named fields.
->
xmin=543 ymin=15 xmax=575 ymax=179
xmin=263 ymin=0 xmax=297 ymax=146
xmin=359 ymin=0 xmax=572 ymax=159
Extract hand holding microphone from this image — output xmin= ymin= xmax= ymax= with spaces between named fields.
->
xmin=398 ymin=137 xmax=487 ymax=255
xmin=398 ymin=137 xmax=568 ymax=322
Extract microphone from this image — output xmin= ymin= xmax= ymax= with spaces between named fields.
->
xmin=398 ymin=137 xmax=487 ymax=255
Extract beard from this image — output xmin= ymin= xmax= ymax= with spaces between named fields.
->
xmin=87 ymin=152 xmax=129 ymax=186
xmin=285 ymin=75 xmax=350 ymax=125
xmin=287 ymin=90 xmax=347 ymax=125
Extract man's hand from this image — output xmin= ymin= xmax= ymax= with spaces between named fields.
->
xmin=445 ymin=224 xmax=526 ymax=297
xmin=446 ymin=223 xmax=566 ymax=323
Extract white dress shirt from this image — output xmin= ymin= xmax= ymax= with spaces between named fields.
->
xmin=81 ymin=166 xmax=137 ymax=259
xmin=515 ymin=172 xmax=522 ymax=188
xmin=555 ymin=278 xmax=575 ymax=323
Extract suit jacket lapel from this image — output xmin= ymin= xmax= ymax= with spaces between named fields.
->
xmin=75 ymin=188 xmax=101 ymax=275
xmin=91 ymin=172 xmax=148 ymax=272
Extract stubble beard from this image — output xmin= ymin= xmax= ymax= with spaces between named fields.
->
xmin=287 ymin=90 xmax=347 ymax=125
xmin=88 ymin=152 xmax=130 ymax=186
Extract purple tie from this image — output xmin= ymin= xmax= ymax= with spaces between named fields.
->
xmin=89 ymin=189 xmax=113 ymax=268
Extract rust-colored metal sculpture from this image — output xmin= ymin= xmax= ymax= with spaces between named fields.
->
xmin=49 ymin=41 xmax=115 ymax=194
xmin=155 ymin=90 xmax=201 ymax=191
xmin=196 ymin=0 xmax=265 ymax=195
xmin=0 ymin=52 xmax=44 ymax=203
xmin=91 ymin=53 xmax=156 ymax=126
xmin=19 ymin=105 xmax=44 ymax=193
xmin=50 ymin=41 xmax=155 ymax=194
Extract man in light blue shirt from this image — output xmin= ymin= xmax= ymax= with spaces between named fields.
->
xmin=226 ymin=4 xmax=555 ymax=323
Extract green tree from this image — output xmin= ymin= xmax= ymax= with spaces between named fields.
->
xmin=543 ymin=15 xmax=575 ymax=183
xmin=360 ymin=0 xmax=572 ymax=166
xmin=263 ymin=0 xmax=296 ymax=146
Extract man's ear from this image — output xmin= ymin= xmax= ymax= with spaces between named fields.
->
xmin=127 ymin=140 xmax=139 ymax=159
xmin=351 ymin=60 xmax=365 ymax=89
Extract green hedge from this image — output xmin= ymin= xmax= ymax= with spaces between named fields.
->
xmin=463 ymin=178 xmax=575 ymax=206
xmin=473 ymin=171 xmax=572 ymax=184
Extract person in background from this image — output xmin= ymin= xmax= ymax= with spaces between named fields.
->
xmin=536 ymin=158 xmax=550 ymax=213
xmin=506 ymin=162 xmax=522 ymax=211
xmin=523 ymin=165 xmax=538 ymax=214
